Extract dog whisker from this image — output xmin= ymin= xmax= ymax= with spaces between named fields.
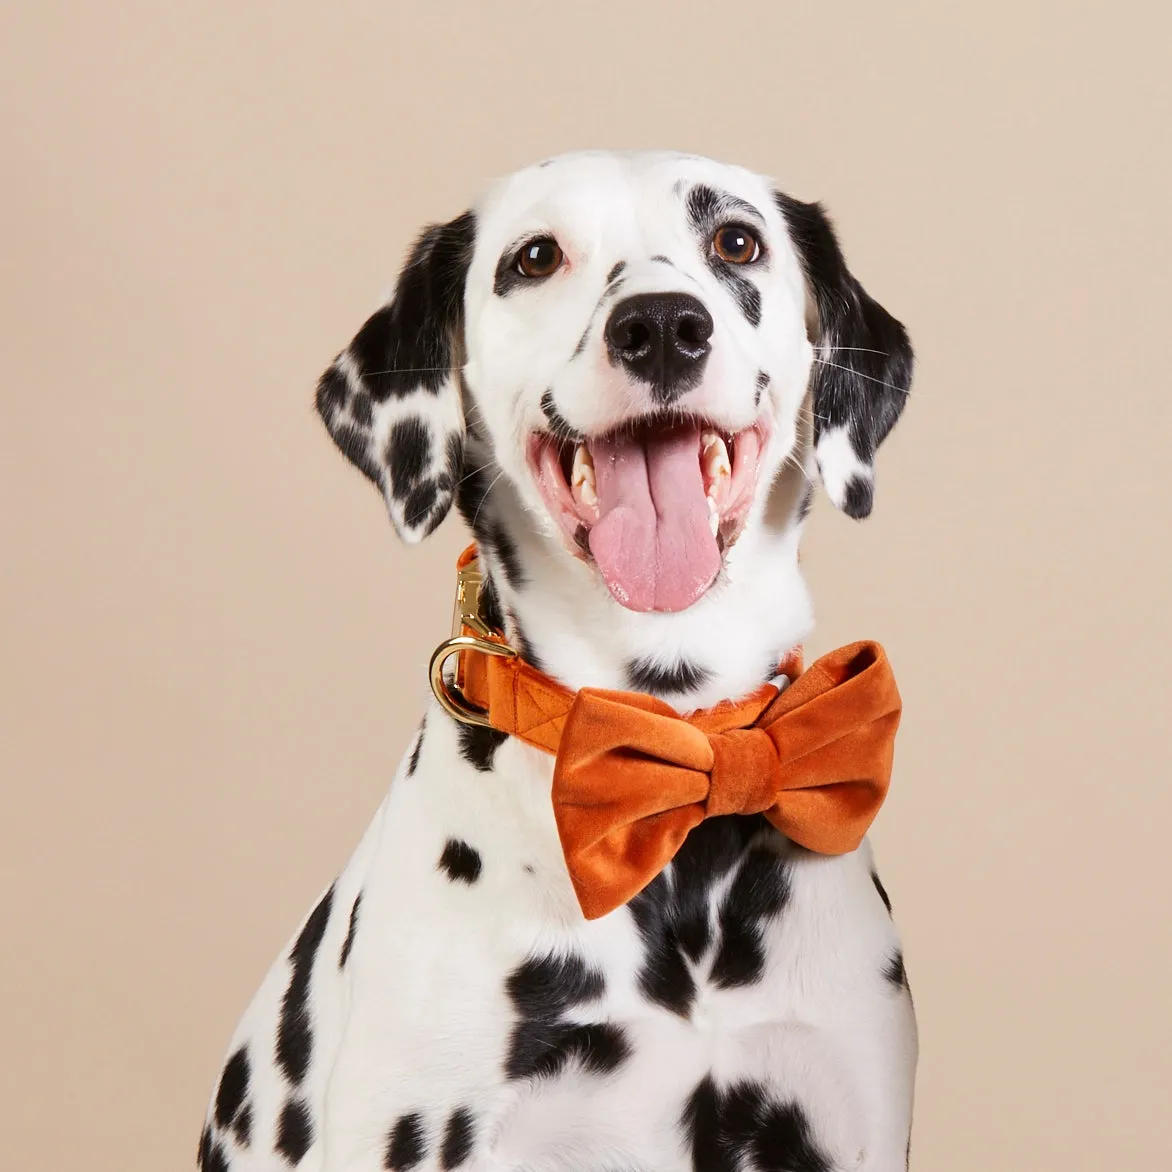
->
xmin=813 ymin=345 xmax=893 ymax=357
xmin=795 ymin=401 xmax=833 ymax=427
xmin=356 ymin=365 xmax=463 ymax=377
xmin=455 ymin=452 xmax=503 ymax=489
xmin=812 ymin=357 xmax=914 ymax=396
xmin=472 ymin=468 xmax=508 ymax=527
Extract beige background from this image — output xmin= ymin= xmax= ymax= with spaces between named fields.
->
xmin=2 ymin=1 xmax=1169 ymax=1168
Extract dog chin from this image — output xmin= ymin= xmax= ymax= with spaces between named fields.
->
xmin=526 ymin=413 xmax=771 ymax=614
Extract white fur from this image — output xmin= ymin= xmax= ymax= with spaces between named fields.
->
xmin=815 ymin=425 xmax=874 ymax=514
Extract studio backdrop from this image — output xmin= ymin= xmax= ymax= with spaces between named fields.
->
xmin=1 ymin=2 xmax=1169 ymax=1169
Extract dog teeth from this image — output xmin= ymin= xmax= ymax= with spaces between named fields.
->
xmin=701 ymin=433 xmax=732 ymax=483
xmin=701 ymin=433 xmax=731 ymax=527
xmin=571 ymin=443 xmax=597 ymax=508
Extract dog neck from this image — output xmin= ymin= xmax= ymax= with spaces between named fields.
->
xmin=457 ymin=436 xmax=816 ymax=712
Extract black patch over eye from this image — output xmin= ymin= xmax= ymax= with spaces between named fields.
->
xmin=712 ymin=224 xmax=761 ymax=265
xmin=515 ymin=236 xmax=564 ymax=278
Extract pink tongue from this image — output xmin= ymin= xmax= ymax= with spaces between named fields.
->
xmin=587 ymin=426 xmax=721 ymax=612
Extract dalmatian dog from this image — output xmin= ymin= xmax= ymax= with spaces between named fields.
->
xmin=198 ymin=150 xmax=916 ymax=1172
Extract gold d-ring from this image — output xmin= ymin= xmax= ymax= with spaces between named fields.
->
xmin=429 ymin=635 xmax=516 ymax=728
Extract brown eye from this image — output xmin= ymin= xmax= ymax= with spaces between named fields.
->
xmin=516 ymin=237 xmax=564 ymax=278
xmin=712 ymin=224 xmax=761 ymax=265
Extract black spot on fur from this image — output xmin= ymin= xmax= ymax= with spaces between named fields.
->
xmin=755 ymin=370 xmax=770 ymax=407
xmin=456 ymin=723 xmax=508 ymax=773
xmin=650 ymin=254 xmax=674 ymax=266
xmin=441 ymin=1107 xmax=475 ymax=1169
xmin=198 ymin=1125 xmax=227 ymax=1172
xmin=486 ymin=522 xmax=525 ymax=590
xmin=606 ymin=261 xmax=627 ymax=283
xmin=407 ymin=718 xmax=426 ymax=776
xmin=685 ymin=184 xmax=721 ymax=231
xmin=455 ymin=454 xmax=494 ymax=542
xmin=841 ymin=475 xmax=874 ymax=520
xmin=507 ymin=953 xmax=604 ymax=1017
xmin=512 ymin=1021 xmax=631 ymax=1081
xmin=317 ymin=409 xmax=381 ymax=486
xmin=625 ymin=657 xmax=711 ymax=695
xmin=505 ymin=953 xmax=622 ymax=1081
xmin=203 ymin=1139 xmax=229 ymax=1172
xmin=683 ymin=1077 xmax=831 ymax=1172
xmin=350 ymin=389 xmax=373 ymax=427
xmin=275 ymin=1097 xmax=314 ymax=1165
xmin=630 ymin=923 xmax=697 ymax=1019
xmin=720 ymin=272 xmax=762 ymax=326
xmin=572 ymin=325 xmax=591 ymax=358
xmin=797 ymin=483 xmax=815 ymax=522
xmin=401 ymin=478 xmax=442 ymax=531
xmin=439 ymin=839 xmax=482 ymax=884
xmin=685 ymin=185 xmax=765 ymax=235
xmin=751 ymin=1098 xmax=833 ymax=1172
xmin=513 ymin=624 xmax=546 ymax=672
xmin=214 ymin=1046 xmax=250 ymax=1129
xmin=710 ymin=846 xmax=792 ymax=989
xmin=628 ymin=817 xmax=766 ymax=1016
xmin=683 ymin=1078 xmax=731 ymax=1172
xmin=444 ymin=430 xmax=463 ymax=481
xmin=314 ymin=365 xmax=348 ymax=416
xmin=885 ymin=949 xmax=908 ymax=991
xmin=275 ymin=885 xmax=334 ymax=1086
xmin=540 ymin=389 xmax=582 ymax=441
xmin=476 ymin=573 xmax=506 ymax=633
xmin=232 ymin=1102 xmax=252 ymax=1148
xmin=872 ymin=870 xmax=893 ymax=915
xmin=386 ymin=418 xmax=431 ymax=500
xmin=339 ymin=892 xmax=362 ymax=968
xmin=385 ymin=1113 xmax=427 ymax=1170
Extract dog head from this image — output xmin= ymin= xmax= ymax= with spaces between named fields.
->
xmin=316 ymin=151 xmax=911 ymax=626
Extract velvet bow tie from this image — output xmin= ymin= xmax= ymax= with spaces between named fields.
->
xmin=433 ymin=554 xmax=903 ymax=920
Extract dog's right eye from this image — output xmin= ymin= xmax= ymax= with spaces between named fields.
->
xmin=515 ymin=237 xmax=564 ymax=279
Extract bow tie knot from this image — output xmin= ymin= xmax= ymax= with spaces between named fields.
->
xmin=704 ymin=729 xmax=785 ymax=819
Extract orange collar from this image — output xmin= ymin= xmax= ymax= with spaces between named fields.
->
xmin=430 ymin=546 xmax=902 ymax=919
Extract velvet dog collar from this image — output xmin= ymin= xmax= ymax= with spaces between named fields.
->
xmin=430 ymin=546 xmax=902 ymax=920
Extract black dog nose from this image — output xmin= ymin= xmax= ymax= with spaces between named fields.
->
xmin=604 ymin=293 xmax=714 ymax=400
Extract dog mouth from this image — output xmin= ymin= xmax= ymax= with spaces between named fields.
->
xmin=526 ymin=415 xmax=770 ymax=613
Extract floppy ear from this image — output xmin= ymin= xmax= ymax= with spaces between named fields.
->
xmin=314 ymin=211 xmax=476 ymax=542
xmin=774 ymin=193 xmax=914 ymax=519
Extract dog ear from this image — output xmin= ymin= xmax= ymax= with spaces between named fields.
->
xmin=774 ymin=193 xmax=913 ymax=519
xmin=314 ymin=211 xmax=476 ymax=542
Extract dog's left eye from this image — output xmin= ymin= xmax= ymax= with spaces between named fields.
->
xmin=712 ymin=225 xmax=761 ymax=265
xmin=515 ymin=237 xmax=565 ymax=279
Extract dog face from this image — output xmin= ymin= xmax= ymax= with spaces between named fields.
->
xmin=315 ymin=150 xmax=912 ymax=616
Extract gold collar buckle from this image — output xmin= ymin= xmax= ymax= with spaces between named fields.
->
xmin=428 ymin=554 xmax=516 ymax=728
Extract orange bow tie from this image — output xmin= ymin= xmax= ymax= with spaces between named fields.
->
xmin=436 ymin=554 xmax=902 ymax=920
